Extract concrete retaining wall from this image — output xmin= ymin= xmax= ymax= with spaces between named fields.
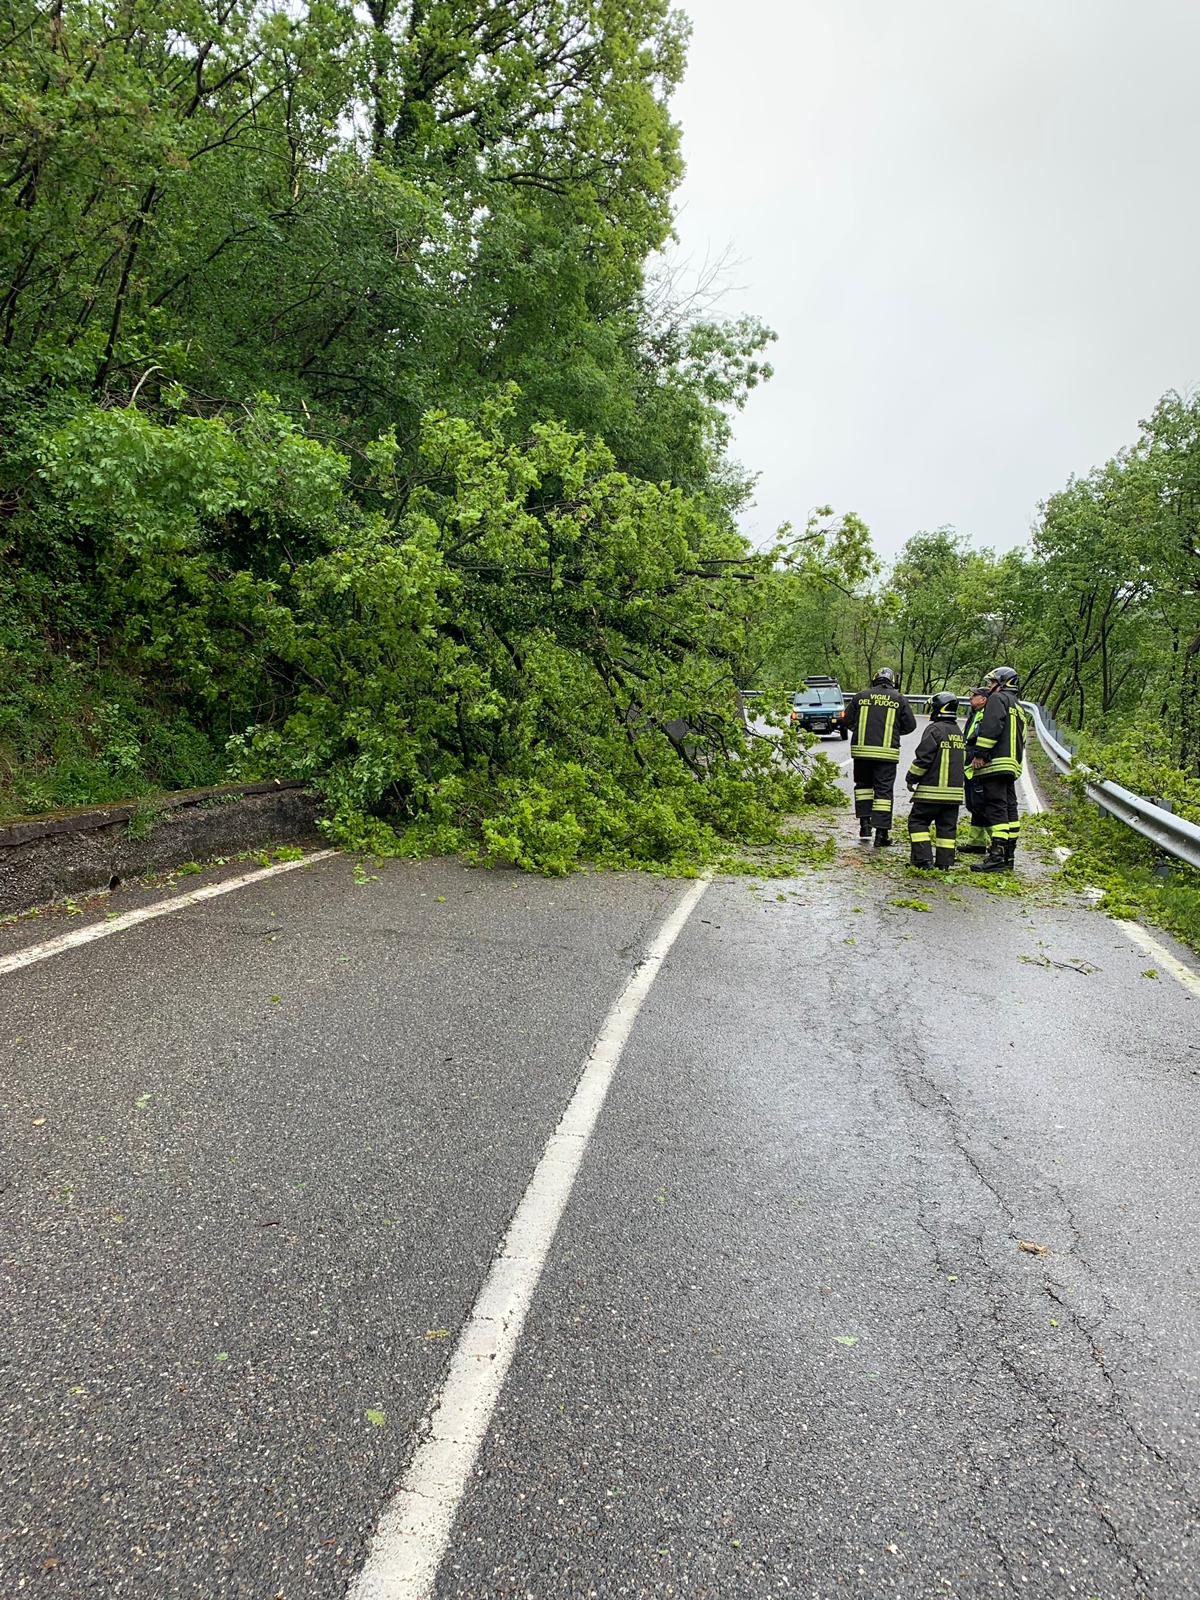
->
xmin=0 ymin=781 xmax=322 ymax=916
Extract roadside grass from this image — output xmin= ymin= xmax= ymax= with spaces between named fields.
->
xmin=1025 ymin=741 xmax=1200 ymax=955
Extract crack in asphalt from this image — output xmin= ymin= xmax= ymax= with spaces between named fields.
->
xmin=818 ymin=941 xmax=1188 ymax=1592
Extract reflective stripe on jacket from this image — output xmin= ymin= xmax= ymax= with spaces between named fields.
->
xmin=907 ymin=721 xmax=966 ymax=802
xmin=972 ymin=689 xmax=1026 ymax=778
xmin=844 ymin=686 xmax=917 ymax=761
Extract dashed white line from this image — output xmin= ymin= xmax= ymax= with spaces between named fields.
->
xmin=0 ymin=850 xmax=338 ymax=977
xmin=348 ymin=874 xmax=712 ymax=1600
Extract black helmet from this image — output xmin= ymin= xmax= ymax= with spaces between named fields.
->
xmin=872 ymin=667 xmax=896 ymax=685
xmin=930 ymin=691 xmax=959 ymax=721
xmin=984 ymin=666 xmax=1020 ymax=691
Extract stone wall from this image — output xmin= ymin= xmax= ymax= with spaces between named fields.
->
xmin=0 ymin=782 xmax=322 ymax=915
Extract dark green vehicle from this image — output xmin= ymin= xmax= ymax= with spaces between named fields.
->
xmin=789 ymin=676 xmax=849 ymax=739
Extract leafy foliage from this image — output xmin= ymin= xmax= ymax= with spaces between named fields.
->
xmin=0 ymin=3 xmax=830 ymax=867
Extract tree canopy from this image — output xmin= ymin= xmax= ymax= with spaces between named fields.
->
xmin=1 ymin=0 xmax=821 ymax=870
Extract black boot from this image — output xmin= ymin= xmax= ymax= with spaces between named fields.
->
xmin=1003 ymin=844 xmax=1016 ymax=873
xmin=874 ymin=830 xmax=893 ymax=848
xmin=971 ymin=846 xmax=1007 ymax=874
xmin=858 ymin=817 xmax=872 ymax=839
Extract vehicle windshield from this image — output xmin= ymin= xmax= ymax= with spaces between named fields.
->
xmin=793 ymin=687 xmax=842 ymax=707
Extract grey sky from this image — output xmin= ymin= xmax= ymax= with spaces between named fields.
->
xmin=668 ymin=0 xmax=1200 ymax=558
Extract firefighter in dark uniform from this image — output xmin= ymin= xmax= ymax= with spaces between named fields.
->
xmin=843 ymin=668 xmax=917 ymax=847
xmin=904 ymin=691 xmax=967 ymax=869
xmin=969 ymin=666 xmax=1027 ymax=873
xmin=959 ymin=687 xmax=990 ymax=854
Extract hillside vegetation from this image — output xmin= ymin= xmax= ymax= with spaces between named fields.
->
xmin=1 ymin=0 xmax=837 ymax=870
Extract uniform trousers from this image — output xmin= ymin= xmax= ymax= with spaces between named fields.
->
xmin=962 ymin=772 xmax=990 ymax=847
xmin=975 ymin=773 xmax=1020 ymax=859
xmin=852 ymin=757 xmax=898 ymax=833
xmin=908 ymin=799 xmax=959 ymax=868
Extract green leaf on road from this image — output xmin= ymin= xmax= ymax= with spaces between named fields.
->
xmin=214 ymin=1352 xmax=229 ymax=1362
xmin=134 ymin=1093 xmax=152 ymax=1110
xmin=424 ymin=1329 xmax=451 ymax=1340
xmin=364 ymin=1409 xmax=386 ymax=1426
xmin=833 ymin=1335 xmax=859 ymax=1347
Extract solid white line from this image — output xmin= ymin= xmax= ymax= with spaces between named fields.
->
xmin=1019 ymin=755 xmax=1072 ymax=860
xmin=1018 ymin=762 xmax=1042 ymax=816
xmin=0 ymin=850 xmax=338 ymax=977
xmin=1114 ymin=918 xmax=1200 ymax=1000
xmin=348 ymin=874 xmax=712 ymax=1600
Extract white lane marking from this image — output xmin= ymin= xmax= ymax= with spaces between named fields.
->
xmin=0 ymin=850 xmax=338 ymax=977
xmin=348 ymin=874 xmax=712 ymax=1600
xmin=1018 ymin=761 xmax=1071 ymax=860
xmin=1114 ymin=919 xmax=1200 ymax=999
xmin=1023 ymin=749 xmax=1199 ymax=995
xmin=1017 ymin=762 xmax=1041 ymax=816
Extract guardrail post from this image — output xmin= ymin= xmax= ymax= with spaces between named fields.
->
xmin=1153 ymin=800 xmax=1174 ymax=879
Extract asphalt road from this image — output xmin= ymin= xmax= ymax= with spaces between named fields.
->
xmin=3 ymin=726 xmax=1198 ymax=1599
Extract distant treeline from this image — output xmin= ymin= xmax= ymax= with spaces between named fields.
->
xmin=760 ymin=391 xmax=1200 ymax=775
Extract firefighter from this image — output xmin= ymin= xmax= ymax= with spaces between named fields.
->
xmin=969 ymin=666 xmax=1027 ymax=873
xmin=905 ymin=691 xmax=967 ymax=869
xmin=959 ymin=687 xmax=991 ymax=854
xmin=843 ymin=668 xmax=917 ymax=846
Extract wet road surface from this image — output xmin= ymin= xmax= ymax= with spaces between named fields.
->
xmin=3 ymin=725 xmax=1198 ymax=1598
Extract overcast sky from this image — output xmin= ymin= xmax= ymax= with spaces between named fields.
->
xmin=667 ymin=0 xmax=1200 ymax=559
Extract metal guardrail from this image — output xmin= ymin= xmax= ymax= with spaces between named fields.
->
xmin=1023 ymin=701 xmax=1200 ymax=871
